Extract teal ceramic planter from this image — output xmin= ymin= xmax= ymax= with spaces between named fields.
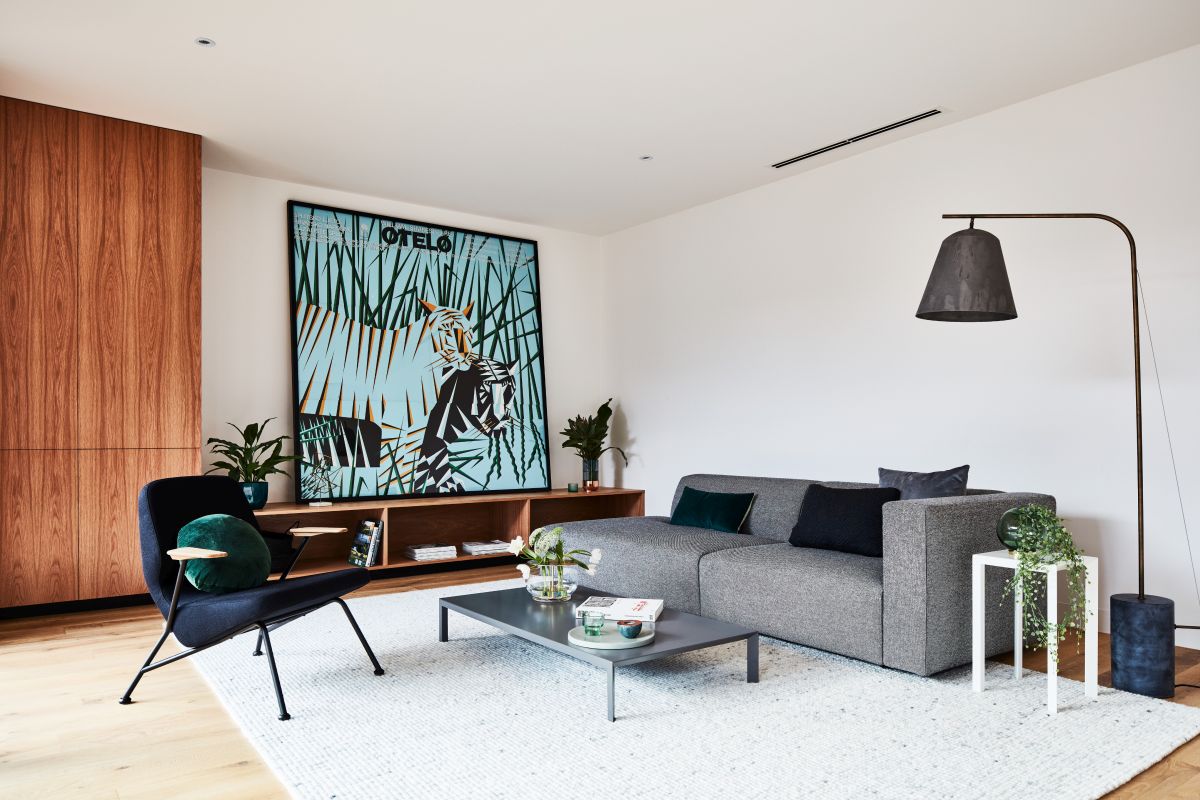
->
xmin=241 ymin=481 xmax=269 ymax=510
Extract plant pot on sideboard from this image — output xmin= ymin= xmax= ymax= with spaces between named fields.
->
xmin=241 ymin=481 xmax=269 ymax=510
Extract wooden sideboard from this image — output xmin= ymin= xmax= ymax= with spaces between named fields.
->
xmin=256 ymin=488 xmax=645 ymax=577
xmin=0 ymin=96 xmax=201 ymax=608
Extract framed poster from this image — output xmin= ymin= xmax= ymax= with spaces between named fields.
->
xmin=287 ymin=200 xmax=551 ymax=501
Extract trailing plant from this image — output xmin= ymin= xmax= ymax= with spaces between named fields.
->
xmin=560 ymin=398 xmax=628 ymax=463
xmin=1000 ymin=504 xmax=1090 ymax=660
xmin=206 ymin=418 xmax=300 ymax=483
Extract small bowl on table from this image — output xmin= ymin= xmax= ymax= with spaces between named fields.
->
xmin=616 ymin=619 xmax=642 ymax=639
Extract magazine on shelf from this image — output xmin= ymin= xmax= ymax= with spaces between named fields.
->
xmin=347 ymin=519 xmax=383 ymax=567
xmin=403 ymin=543 xmax=457 ymax=561
xmin=574 ymin=596 xmax=664 ymax=622
xmin=462 ymin=539 xmax=511 ymax=555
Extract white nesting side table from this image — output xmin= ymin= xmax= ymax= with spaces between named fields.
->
xmin=971 ymin=549 xmax=1099 ymax=715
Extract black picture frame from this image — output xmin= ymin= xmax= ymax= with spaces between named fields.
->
xmin=286 ymin=200 xmax=552 ymax=503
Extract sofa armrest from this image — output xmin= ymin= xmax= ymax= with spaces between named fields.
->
xmin=881 ymin=491 xmax=1055 ymax=676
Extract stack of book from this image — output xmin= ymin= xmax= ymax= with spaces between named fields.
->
xmin=347 ymin=519 xmax=383 ymax=568
xmin=574 ymin=596 xmax=664 ymax=622
xmin=461 ymin=539 xmax=511 ymax=556
xmin=403 ymin=542 xmax=457 ymax=561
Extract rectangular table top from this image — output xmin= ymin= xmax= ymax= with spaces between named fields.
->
xmin=440 ymin=586 xmax=756 ymax=667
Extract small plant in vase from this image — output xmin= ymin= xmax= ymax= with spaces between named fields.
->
xmin=560 ymin=398 xmax=628 ymax=492
xmin=206 ymin=418 xmax=300 ymax=510
xmin=997 ymin=504 xmax=1090 ymax=661
xmin=508 ymin=526 xmax=601 ymax=603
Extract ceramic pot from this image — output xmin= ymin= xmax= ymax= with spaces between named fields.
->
xmin=241 ymin=481 xmax=269 ymax=510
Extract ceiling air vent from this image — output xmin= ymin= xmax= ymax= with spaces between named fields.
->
xmin=770 ymin=109 xmax=942 ymax=169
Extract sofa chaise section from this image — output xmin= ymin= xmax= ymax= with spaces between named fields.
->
xmin=558 ymin=517 xmax=774 ymax=614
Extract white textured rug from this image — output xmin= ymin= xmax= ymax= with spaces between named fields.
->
xmin=191 ymin=580 xmax=1200 ymax=800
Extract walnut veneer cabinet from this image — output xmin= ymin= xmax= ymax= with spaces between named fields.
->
xmin=0 ymin=97 xmax=200 ymax=608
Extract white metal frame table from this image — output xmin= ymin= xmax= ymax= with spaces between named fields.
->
xmin=971 ymin=549 xmax=1099 ymax=715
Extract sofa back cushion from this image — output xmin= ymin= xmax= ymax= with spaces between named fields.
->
xmin=672 ymin=475 xmax=876 ymax=541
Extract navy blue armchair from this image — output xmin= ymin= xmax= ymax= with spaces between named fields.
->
xmin=118 ymin=476 xmax=383 ymax=720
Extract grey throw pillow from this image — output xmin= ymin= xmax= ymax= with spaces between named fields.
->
xmin=878 ymin=465 xmax=969 ymax=500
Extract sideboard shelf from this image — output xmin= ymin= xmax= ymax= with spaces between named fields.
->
xmin=256 ymin=488 xmax=644 ymax=576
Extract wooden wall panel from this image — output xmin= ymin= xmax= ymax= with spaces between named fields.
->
xmin=77 ymin=448 xmax=200 ymax=600
xmin=77 ymin=115 xmax=201 ymax=449
xmin=0 ymin=97 xmax=79 ymax=449
xmin=0 ymin=450 xmax=78 ymax=606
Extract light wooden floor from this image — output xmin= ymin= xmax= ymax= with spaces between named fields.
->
xmin=2 ymin=567 xmax=1199 ymax=799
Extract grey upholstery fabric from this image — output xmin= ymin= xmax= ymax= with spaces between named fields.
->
xmin=882 ymin=492 xmax=1055 ymax=676
xmin=700 ymin=543 xmax=884 ymax=664
xmin=564 ymin=473 xmax=1055 ymax=678
xmin=559 ymin=516 xmax=775 ymax=614
xmin=671 ymin=475 xmax=874 ymax=541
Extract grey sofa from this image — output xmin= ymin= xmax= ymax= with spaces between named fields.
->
xmin=559 ymin=473 xmax=1054 ymax=677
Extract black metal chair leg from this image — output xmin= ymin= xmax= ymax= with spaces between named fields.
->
xmin=252 ymin=628 xmax=264 ymax=656
xmin=257 ymin=623 xmax=291 ymax=721
xmin=118 ymin=626 xmax=172 ymax=704
xmin=335 ymin=598 xmax=385 ymax=675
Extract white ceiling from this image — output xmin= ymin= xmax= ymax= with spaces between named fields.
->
xmin=3 ymin=1 xmax=1199 ymax=234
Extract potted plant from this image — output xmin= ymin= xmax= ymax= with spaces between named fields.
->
xmin=206 ymin=418 xmax=300 ymax=509
xmin=560 ymin=398 xmax=628 ymax=492
xmin=997 ymin=504 xmax=1090 ymax=659
xmin=507 ymin=527 xmax=601 ymax=603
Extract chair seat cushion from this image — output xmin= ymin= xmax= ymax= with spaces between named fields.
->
xmin=178 ymin=514 xmax=271 ymax=594
xmin=172 ymin=568 xmax=370 ymax=647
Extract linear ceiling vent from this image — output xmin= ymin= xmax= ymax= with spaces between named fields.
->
xmin=770 ymin=109 xmax=942 ymax=169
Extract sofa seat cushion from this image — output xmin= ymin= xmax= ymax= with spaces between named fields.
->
xmin=699 ymin=543 xmax=884 ymax=664
xmin=172 ymin=567 xmax=370 ymax=647
xmin=560 ymin=517 xmax=775 ymax=614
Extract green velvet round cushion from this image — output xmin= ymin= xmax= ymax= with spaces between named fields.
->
xmin=177 ymin=514 xmax=271 ymax=594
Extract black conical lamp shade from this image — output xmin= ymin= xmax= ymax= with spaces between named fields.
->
xmin=916 ymin=227 xmax=1018 ymax=321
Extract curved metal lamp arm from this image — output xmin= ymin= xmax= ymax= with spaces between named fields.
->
xmin=942 ymin=212 xmax=1143 ymax=598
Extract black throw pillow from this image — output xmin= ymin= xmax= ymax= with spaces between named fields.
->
xmin=788 ymin=485 xmax=900 ymax=557
xmin=878 ymin=464 xmax=969 ymax=500
xmin=670 ymin=487 xmax=756 ymax=534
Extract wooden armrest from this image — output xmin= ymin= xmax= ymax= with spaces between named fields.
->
xmin=290 ymin=526 xmax=348 ymax=538
xmin=168 ymin=547 xmax=228 ymax=561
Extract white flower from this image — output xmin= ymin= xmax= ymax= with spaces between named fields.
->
xmin=590 ymin=548 xmax=603 ymax=565
xmin=586 ymin=564 xmax=597 ymax=576
xmin=507 ymin=536 xmax=524 ymax=556
xmin=532 ymin=527 xmax=559 ymax=558
xmin=516 ymin=563 xmax=531 ymax=579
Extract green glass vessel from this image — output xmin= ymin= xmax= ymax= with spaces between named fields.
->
xmin=996 ymin=507 xmax=1023 ymax=551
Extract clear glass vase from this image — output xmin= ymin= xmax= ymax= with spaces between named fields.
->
xmin=525 ymin=563 xmax=578 ymax=603
xmin=582 ymin=457 xmax=600 ymax=493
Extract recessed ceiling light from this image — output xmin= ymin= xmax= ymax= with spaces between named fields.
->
xmin=195 ymin=37 xmax=216 ymax=47
xmin=639 ymin=155 xmax=654 ymax=161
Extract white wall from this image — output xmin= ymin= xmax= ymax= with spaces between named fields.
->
xmin=603 ymin=45 xmax=1200 ymax=641
xmin=202 ymin=169 xmax=614 ymax=502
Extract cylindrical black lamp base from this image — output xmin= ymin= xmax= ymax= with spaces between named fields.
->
xmin=1110 ymin=593 xmax=1174 ymax=698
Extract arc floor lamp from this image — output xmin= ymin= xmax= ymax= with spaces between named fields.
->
xmin=916 ymin=212 xmax=1174 ymax=698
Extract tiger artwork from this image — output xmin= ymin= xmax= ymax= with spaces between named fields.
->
xmin=289 ymin=201 xmax=550 ymax=500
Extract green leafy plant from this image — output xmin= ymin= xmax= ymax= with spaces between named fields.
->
xmin=1000 ymin=505 xmax=1090 ymax=660
xmin=206 ymin=418 xmax=300 ymax=483
xmin=559 ymin=398 xmax=628 ymax=463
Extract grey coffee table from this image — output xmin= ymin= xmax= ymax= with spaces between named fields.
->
xmin=439 ymin=586 xmax=758 ymax=721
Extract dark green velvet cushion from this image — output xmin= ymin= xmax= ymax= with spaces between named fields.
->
xmin=177 ymin=514 xmax=271 ymax=594
xmin=669 ymin=487 xmax=757 ymax=533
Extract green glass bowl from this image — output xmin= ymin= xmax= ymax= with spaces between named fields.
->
xmin=996 ymin=507 xmax=1022 ymax=551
